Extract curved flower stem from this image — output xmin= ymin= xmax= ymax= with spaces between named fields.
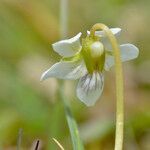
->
xmin=90 ymin=23 xmax=124 ymax=150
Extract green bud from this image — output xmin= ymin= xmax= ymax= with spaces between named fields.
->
xmin=90 ymin=41 xmax=104 ymax=58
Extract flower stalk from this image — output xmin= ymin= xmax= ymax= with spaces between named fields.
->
xmin=90 ymin=23 xmax=124 ymax=150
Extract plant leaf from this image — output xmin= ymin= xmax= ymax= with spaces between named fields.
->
xmin=59 ymin=81 xmax=84 ymax=150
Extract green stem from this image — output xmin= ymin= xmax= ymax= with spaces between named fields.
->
xmin=17 ymin=128 xmax=23 ymax=150
xmin=59 ymin=0 xmax=84 ymax=149
xmin=60 ymin=0 xmax=68 ymax=39
xmin=90 ymin=23 xmax=124 ymax=150
xmin=59 ymin=81 xmax=84 ymax=150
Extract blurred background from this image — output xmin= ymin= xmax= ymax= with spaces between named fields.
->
xmin=0 ymin=0 xmax=150 ymax=149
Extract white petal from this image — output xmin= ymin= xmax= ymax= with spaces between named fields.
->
xmin=87 ymin=28 xmax=121 ymax=37
xmin=76 ymin=72 xmax=104 ymax=106
xmin=52 ymin=32 xmax=82 ymax=57
xmin=41 ymin=61 xmax=87 ymax=80
xmin=119 ymin=44 xmax=139 ymax=62
xmin=104 ymin=44 xmax=139 ymax=71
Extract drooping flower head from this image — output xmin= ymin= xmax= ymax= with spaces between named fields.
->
xmin=41 ymin=27 xmax=139 ymax=106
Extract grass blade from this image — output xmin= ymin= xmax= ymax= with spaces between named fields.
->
xmin=52 ymin=138 xmax=65 ymax=150
xmin=59 ymin=82 xmax=84 ymax=150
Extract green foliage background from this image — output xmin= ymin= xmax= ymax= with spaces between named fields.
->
xmin=0 ymin=0 xmax=150 ymax=149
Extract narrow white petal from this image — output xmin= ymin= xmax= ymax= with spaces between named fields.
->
xmin=76 ymin=72 xmax=104 ymax=106
xmin=104 ymin=43 xmax=139 ymax=71
xmin=52 ymin=32 xmax=82 ymax=57
xmin=41 ymin=61 xmax=87 ymax=81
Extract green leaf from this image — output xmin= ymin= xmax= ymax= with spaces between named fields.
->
xmin=59 ymin=81 xmax=84 ymax=150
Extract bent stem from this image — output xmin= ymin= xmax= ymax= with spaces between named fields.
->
xmin=90 ymin=23 xmax=124 ymax=150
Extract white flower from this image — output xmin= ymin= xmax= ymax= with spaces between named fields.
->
xmin=41 ymin=28 xmax=139 ymax=106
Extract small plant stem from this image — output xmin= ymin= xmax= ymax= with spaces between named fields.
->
xmin=90 ymin=23 xmax=124 ymax=150
xmin=59 ymin=81 xmax=84 ymax=150
xmin=59 ymin=1 xmax=84 ymax=149
xmin=17 ymin=128 xmax=23 ymax=150
xmin=60 ymin=0 xmax=68 ymax=39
